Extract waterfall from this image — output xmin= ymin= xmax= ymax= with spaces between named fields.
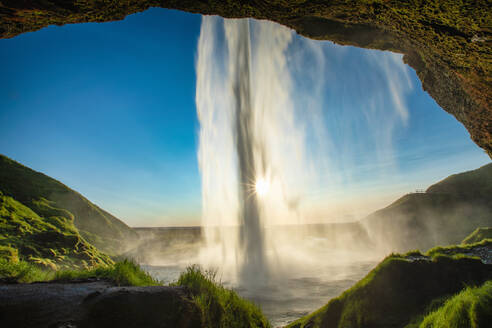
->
xmin=227 ymin=19 xmax=267 ymax=282
xmin=196 ymin=17 xmax=299 ymax=284
xmin=195 ymin=16 xmax=413 ymax=285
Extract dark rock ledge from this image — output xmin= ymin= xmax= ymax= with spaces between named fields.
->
xmin=0 ymin=281 xmax=201 ymax=328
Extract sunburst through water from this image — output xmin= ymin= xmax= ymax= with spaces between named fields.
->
xmin=195 ymin=15 xmax=412 ymax=289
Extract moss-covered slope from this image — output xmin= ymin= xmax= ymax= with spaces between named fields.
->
xmin=363 ymin=163 xmax=492 ymax=251
xmin=0 ymin=191 xmax=112 ymax=269
xmin=0 ymin=154 xmax=138 ymax=255
xmin=0 ymin=1 xmax=490 ymax=158
xmin=287 ymin=241 xmax=492 ymax=328
xmin=462 ymin=227 xmax=492 ymax=245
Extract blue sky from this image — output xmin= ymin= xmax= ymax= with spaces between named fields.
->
xmin=0 ymin=8 xmax=489 ymax=226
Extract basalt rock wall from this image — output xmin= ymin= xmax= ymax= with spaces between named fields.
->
xmin=1 ymin=1 xmax=490 ymax=157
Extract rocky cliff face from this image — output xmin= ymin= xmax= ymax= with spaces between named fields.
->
xmin=1 ymin=1 xmax=490 ymax=157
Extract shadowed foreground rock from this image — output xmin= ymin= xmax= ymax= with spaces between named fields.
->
xmin=0 ymin=281 xmax=201 ymax=328
xmin=0 ymin=1 xmax=490 ymax=158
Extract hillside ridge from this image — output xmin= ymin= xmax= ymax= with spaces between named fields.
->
xmin=0 ymin=154 xmax=138 ymax=255
xmin=363 ymin=162 xmax=492 ymax=252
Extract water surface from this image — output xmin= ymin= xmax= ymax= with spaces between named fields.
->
xmin=144 ymin=259 xmax=376 ymax=327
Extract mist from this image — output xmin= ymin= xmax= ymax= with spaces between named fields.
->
xmin=194 ymin=16 xmax=415 ymax=286
xmin=127 ymin=16 xmax=491 ymax=327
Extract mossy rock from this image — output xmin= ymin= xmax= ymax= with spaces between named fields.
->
xmin=289 ymin=243 xmax=492 ymax=328
xmin=0 ymin=192 xmax=112 ymax=269
xmin=0 ymin=154 xmax=138 ymax=255
xmin=462 ymin=227 xmax=492 ymax=245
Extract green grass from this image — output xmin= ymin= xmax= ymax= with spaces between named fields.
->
xmin=0 ymin=245 xmax=19 ymax=262
xmin=0 ymin=191 xmax=113 ymax=269
xmin=1 ymin=259 xmax=271 ymax=327
xmin=427 ymin=239 xmax=492 ymax=258
xmin=0 ymin=257 xmax=53 ymax=283
xmin=54 ymin=259 xmax=160 ymax=286
xmin=288 ymin=241 xmax=492 ymax=328
xmin=0 ymin=154 xmax=269 ymax=327
xmin=417 ymin=281 xmax=492 ymax=328
xmin=0 ymin=154 xmax=138 ymax=255
xmin=175 ymin=265 xmax=271 ymax=328
xmin=462 ymin=227 xmax=492 ymax=245
xmin=0 ymin=258 xmax=159 ymax=286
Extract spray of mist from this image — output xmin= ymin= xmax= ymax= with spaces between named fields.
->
xmin=196 ymin=16 xmax=413 ymax=284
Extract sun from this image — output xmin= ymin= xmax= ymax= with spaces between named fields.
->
xmin=255 ymin=178 xmax=269 ymax=197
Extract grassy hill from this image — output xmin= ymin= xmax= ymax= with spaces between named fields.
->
xmin=0 ymin=191 xmax=112 ymax=269
xmin=426 ymin=164 xmax=492 ymax=202
xmin=288 ymin=241 xmax=492 ymax=328
xmin=363 ymin=163 xmax=492 ymax=252
xmin=0 ymin=154 xmax=138 ymax=258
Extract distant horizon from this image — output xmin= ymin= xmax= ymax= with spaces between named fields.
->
xmin=131 ymin=161 xmax=490 ymax=228
xmin=118 ymin=162 xmax=492 ymax=228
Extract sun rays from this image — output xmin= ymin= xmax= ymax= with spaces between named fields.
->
xmin=255 ymin=178 xmax=270 ymax=197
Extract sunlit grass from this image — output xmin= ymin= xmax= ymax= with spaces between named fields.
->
xmin=0 ymin=258 xmax=53 ymax=283
xmin=418 ymin=281 xmax=492 ymax=328
xmin=0 ymin=259 xmax=270 ymax=327
xmin=174 ymin=265 xmax=271 ymax=328
xmin=0 ymin=258 xmax=159 ymax=286
xmin=54 ymin=259 xmax=160 ymax=286
xmin=426 ymin=238 xmax=491 ymax=258
xmin=287 ymin=240 xmax=491 ymax=328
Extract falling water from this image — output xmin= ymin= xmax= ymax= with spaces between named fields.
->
xmin=228 ymin=20 xmax=267 ymax=282
xmin=196 ymin=16 xmax=413 ymax=286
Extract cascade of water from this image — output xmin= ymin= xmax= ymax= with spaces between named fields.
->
xmin=226 ymin=19 xmax=267 ymax=282
xmin=195 ymin=16 xmax=412 ymax=285
xmin=196 ymin=16 xmax=301 ymax=285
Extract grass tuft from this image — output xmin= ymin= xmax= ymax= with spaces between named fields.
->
xmin=0 ymin=257 xmax=159 ymax=286
xmin=0 ymin=258 xmax=53 ymax=283
xmin=418 ymin=281 xmax=492 ymax=328
xmin=175 ymin=265 xmax=271 ymax=328
xmin=54 ymin=259 xmax=160 ymax=286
